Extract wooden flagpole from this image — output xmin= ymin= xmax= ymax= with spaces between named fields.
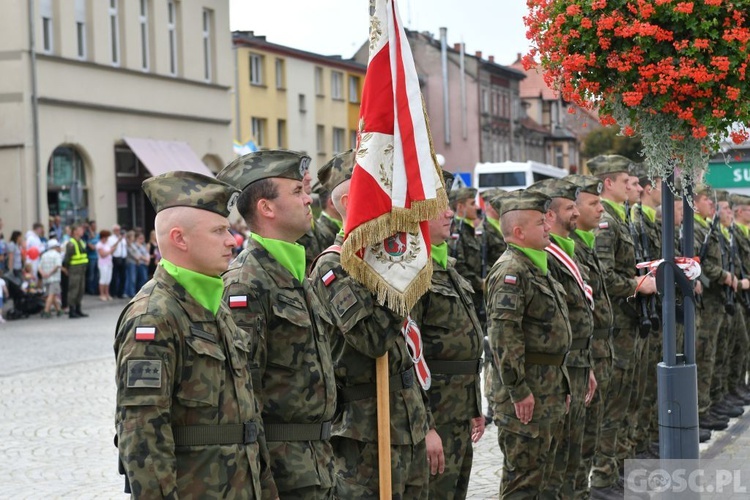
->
xmin=376 ymin=353 xmax=392 ymax=499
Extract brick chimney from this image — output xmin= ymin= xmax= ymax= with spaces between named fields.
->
xmin=489 ymin=55 xmax=495 ymax=63
xmin=453 ymin=43 xmax=461 ymax=52
xmin=475 ymin=51 xmax=482 ymax=59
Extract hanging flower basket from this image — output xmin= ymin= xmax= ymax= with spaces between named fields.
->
xmin=524 ymin=0 xmax=750 ymax=191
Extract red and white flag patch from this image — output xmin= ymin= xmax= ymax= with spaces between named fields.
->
xmin=135 ymin=326 xmax=156 ymax=342
xmin=322 ymin=270 xmax=336 ymax=286
xmin=229 ymin=295 xmax=248 ymax=308
xmin=598 ymin=221 xmax=609 ymax=229
xmin=504 ymin=275 xmax=518 ymax=285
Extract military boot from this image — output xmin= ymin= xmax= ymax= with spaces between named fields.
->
xmin=711 ymin=400 xmax=743 ymax=418
xmin=699 ymin=412 xmax=729 ymax=431
xmin=699 ymin=428 xmax=712 ymax=443
xmin=76 ymin=306 xmax=89 ymax=318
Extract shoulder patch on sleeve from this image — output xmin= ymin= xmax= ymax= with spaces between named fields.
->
xmin=134 ymin=326 xmax=156 ymax=341
xmin=504 ymin=275 xmax=518 ymax=285
xmin=126 ymin=359 xmax=163 ymax=388
xmin=494 ymin=292 xmax=519 ymax=311
xmin=598 ymin=221 xmax=609 ymax=229
xmin=332 ymin=285 xmax=357 ymax=318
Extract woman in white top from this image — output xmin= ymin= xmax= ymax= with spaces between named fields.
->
xmin=95 ymin=229 xmax=116 ymax=301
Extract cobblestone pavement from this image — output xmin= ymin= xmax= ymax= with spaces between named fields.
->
xmin=0 ymin=296 xmax=747 ymax=498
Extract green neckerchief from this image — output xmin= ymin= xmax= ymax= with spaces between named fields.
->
xmin=509 ymin=243 xmax=548 ymax=275
xmin=160 ymin=258 xmax=224 ymax=315
xmin=486 ymin=216 xmax=501 ymax=235
xmin=737 ymin=223 xmax=750 ymax=238
xmin=640 ymin=204 xmax=657 ymax=223
xmin=721 ymin=226 xmax=730 ymax=241
xmin=550 ymin=233 xmax=575 ymax=257
xmin=602 ymin=198 xmax=626 ymax=222
xmin=694 ymin=214 xmax=709 ymax=229
xmin=574 ymin=229 xmax=596 ymax=249
xmin=431 ymin=242 xmax=448 ymax=269
xmin=338 ymin=228 xmax=345 ymax=237
xmin=251 ymin=233 xmax=306 ymax=282
xmin=322 ymin=211 xmax=344 ymax=230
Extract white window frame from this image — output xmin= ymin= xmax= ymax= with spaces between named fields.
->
xmin=250 ymin=54 xmax=263 ymax=85
xmin=139 ymin=0 xmax=150 ymax=71
xmin=275 ymin=58 xmax=285 ymax=89
xmin=348 ymin=75 xmax=359 ymax=103
xmin=316 ymin=125 xmax=325 ymax=153
xmin=202 ymin=9 xmax=213 ymax=82
xmin=251 ymin=117 xmax=266 ymax=148
xmin=167 ymin=0 xmax=178 ymax=76
xmin=74 ymin=0 xmax=86 ymax=59
xmin=331 ymin=71 xmax=343 ymax=100
xmin=299 ymin=94 xmax=307 ymax=113
xmin=40 ymin=0 xmax=54 ymax=54
xmin=332 ymin=127 xmax=345 ymax=154
xmin=315 ymin=67 xmax=324 ymax=96
xmin=350 ymin=129 xmax=358 ymax=149
xmin=109 ymin=0 xmax=120 ymax=66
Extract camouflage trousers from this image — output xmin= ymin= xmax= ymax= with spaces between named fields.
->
xmin=332 ymin=436 xmax=427 ymax=500
xmin=696 ymin=293 xmax=725 ymax=415
xmin=590 ymin=319 xmax=641 ymax=488
xmin=542 ymin=365 xmax=590 ymax=500
xmin=727 ymin=308 xmax=749 ymax=393
xmin=712 ymin=307 xmax=747 ymax=403
xmin=620 ymin=334 xmax=650 ymax=461
xmin=495 ymin=410 xmax=566 ymax=499
xmin=635 ymin=328 xmax=662 ymax=453
xmin=574 ymin=354 xmax=613 ymax=498
xmin=276 ymin=485 xmax=333 ymax=500
xmin=427 ymin=421 xmax=473 ymax=500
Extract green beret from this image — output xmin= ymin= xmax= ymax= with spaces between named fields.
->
xmin=565 ymin=174 xmax=603 ymax=196
xmin=441 ymin=170 xmax=455 ymax=192
xmin=586 ymin=154 xmax=634 ymax=177
xmin=730 ymin=194 xmax=750 ymax=207
xmin=715 ymin=189 xmax=730 ymax=203
xmin=488 ymin=190 xmax=514 ymax=214
xmin=527 ymin=178 xmax=580 ymax=201
xmin=694 ymin=184 xmax=714 ymax=198
xmin=142 ymin=171 xmax=239 ymax=217
xmin=480 ymin=187 xmax=506 ymax=202
xmin=318 ymin=149 xmax=355 ymax=192
xmin=449 ymin=187 xmax=477 ymax=205
xmin=498 ymin=190 xmax=551 ymax=217
xmin=217 ymin=149 xmax=311 ymax=190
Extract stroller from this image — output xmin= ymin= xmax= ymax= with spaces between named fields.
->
xmin=4 ymin=274 xmax=45 ymax=319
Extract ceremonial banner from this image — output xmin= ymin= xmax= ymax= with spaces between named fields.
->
xmin=341 ymin=0 xmax=448 ymax=316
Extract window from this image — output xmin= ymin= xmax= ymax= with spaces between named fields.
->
xmin=75 ymin=0 xmax=86 ymax=59
xmin=277 ymin=120 xmax=287 ymax=149
xmin=331 ymin=71 xmax=344 ymax=100
xmin=48 ymin=147 xmax=88 ymax=220
xmin=316 ymin=125 xmax=325 ymax=153
xmin=555 ymin=146 xmax=564 ymax=169
xmin=202 ymin=9 xmax=213 ymax=82
xmin=350 ymin=130 xmax=358 ymax=149
xmin=332 ymin=127 xmax=345 ymax=153
xmin=139 ymin=0 xmax=150 ymax=71
xmin=40 ymin=0 xmax=53 ymax=54
xmin=251 ymin=117 xmax=267 ymax=148
xmin=167 ymin=0 xmax=178 ymax=75
xmin=250 ymin=54 xmax=263 ymax=85
xmin=481 ymin=89 xmax=489 ymax=114
xmin=109 ymin=0 xmax=120 ymax=66
xmin=348 ymin=75 xmax=360 ymax=103
xmin=275 ymin=58 xmax=285 ymax=89
xmin=315 ymin=67 xmax=324 ymax=96
xmin=298 ymin=94 xmax=307 ymax=113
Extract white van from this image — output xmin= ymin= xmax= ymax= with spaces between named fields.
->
xmin=473 ymin=161 xmax=568 ymax=193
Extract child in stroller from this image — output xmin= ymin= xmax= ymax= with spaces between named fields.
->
xmin=4 ymin=273 xmax=45 ymax=319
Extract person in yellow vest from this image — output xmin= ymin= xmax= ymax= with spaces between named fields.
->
xmin=63 ymin=223 xmax=89 ymax=319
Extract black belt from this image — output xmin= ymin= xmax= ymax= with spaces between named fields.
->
xmin=264 ymin=421 xmax=332 ymax=441
xmin=173 ymin=421 xmax=258 ymax=446
xmin=592 ymin=327 xmax=617 ymax=340
xmin=426 ymin=359 xmax=482 ymax=375
xmin=338 ymin=368 xmax=414 ymax=402
xmin=569 ymin=337 xmax=591 ymax=351
xmin=524 ymin=352 xmax=566 ymax=366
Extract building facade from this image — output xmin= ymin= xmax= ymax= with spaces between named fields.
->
xmin=0 ymin=0 xmax=232 ymax=234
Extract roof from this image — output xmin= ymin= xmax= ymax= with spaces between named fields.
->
xmin=509 ymin=59 xmax=560 ymax=101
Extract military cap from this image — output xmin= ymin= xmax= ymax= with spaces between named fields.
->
xmin=586 ymin=154 xmax=634 ymax=176
xmin=479 ymin=187 xmax=505 ymax=202
xmin=715 ymin=189 xmax=730 ymax=203
xmin=565 ymin=174 xmax=603 ymax=196
xmin=318 ymin=149 xmax=355 ymax=192
xmin=527 ymin=178 xmax=580 ymax=201
xmin=694 ymin=184 xmax=714 ymax=198
xmin=498 ymin=190 xmax=551 ymax=217
xmin=730 ymin=193 xmax=750 ymax=207
xmin=441 ymin=170 xmax=455 ymax=192
xmin=488 ymin=190 xmax=514 ymax=214
xmin=217 ymin=149 xmax=311 ymax=190
xmin=142 ymin=171 xmax=239 ymax=217
xmin=311 ymin=180 xmax=325 ymax=195
xmin=449 ymin=187 xmax=477 ymax=205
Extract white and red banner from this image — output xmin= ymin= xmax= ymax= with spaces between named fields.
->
xmin=341 ymin=0 xmax=447 ymax=315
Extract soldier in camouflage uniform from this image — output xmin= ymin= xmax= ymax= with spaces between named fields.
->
xmin=485 ymin=190 xmax=572 ymax=498
xmin=114 ymin=171 xmax=275 ymax=498
xmin=308 ymin=150 xmax=432 ymax=499
xmin=409 ymin=170 xmax=485 ymax=500
xmin=315 ymin=187 xmax=344 ymax=250
xmin=217 ymin=150 xmax=337 ymax=499
xmin=528 ymin=179 xmax=597 ymax=500
xmin=565 ymin=174 xmax=615 ymax=498
xmin=587 ymin=155 xmax=658 ymax=497
xmin=448 ymin=188 xmax=483 ymax=317
xmin=297 ymin=164 xmax=322 ymax=273
xmin=731 ymin=194 xmax=750 ymax=403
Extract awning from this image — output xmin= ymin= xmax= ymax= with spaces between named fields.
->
xmin=123 ymin=137 xmax=215 ymax=177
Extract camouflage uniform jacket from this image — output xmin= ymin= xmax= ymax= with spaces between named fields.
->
xmin=485 ymin=246 xmax=571 ymax=410
xmin=411 ymin=257 xmax=484 ymax=425
xmin=315 ymin=213 xmax=341 ymax=250
xmin=595 ymin=202 xmax=638 ymax=317
xmin=484 ymin=219 xmax=507 ymax=270
xmin=634 ymin=204 xmax=662 ymax=262
xmin=448 ymin=219 xmax=482 ymax=314
xmin=114 ymin=266 xmax=273 ymax=499
xmin=222 ymin=238 xmax=337 ymax=492
xmin=694 ymin=218 xmax=728 ymax=298
xmin=309 ymin=236 xmax=432 ymax=444
xmin=571 ymin=231 xmax=614 ymax=361
xmin=298 ymin=224 xmax=322 ymax=274
xmin=547 ymin=240 xmax=593 ymax=368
